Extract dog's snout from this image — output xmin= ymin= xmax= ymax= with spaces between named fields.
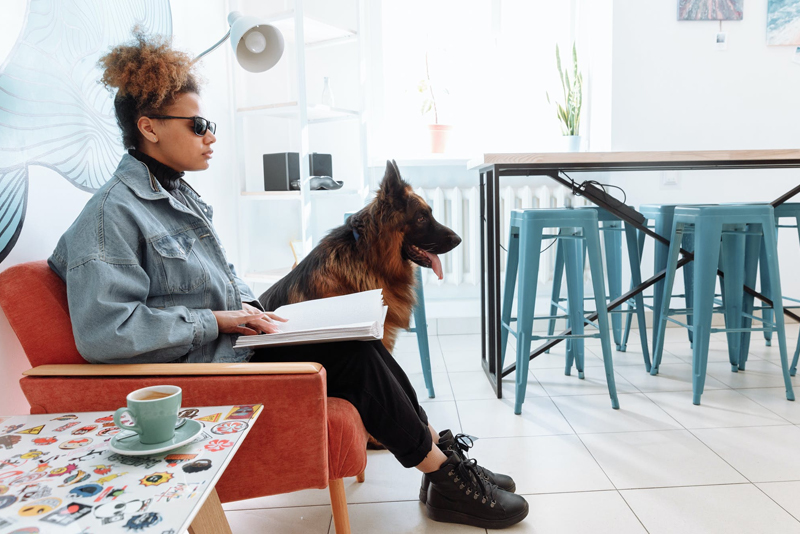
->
xmin=450 ymin=235 xmax=462 ymax=247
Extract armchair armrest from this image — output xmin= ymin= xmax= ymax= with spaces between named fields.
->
xmin=23 ymin=362 xmax=322 ymax=377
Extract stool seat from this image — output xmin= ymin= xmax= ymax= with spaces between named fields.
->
xmin=501 ymin=208 xmax=620 ymax=414
xmin=652 ymin=204 xmax=795 ymax=405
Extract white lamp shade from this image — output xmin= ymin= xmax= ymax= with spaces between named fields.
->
xmin=228 ymin=11 xmax=284 ymax=73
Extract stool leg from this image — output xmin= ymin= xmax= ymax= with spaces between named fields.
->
xmin=720 ymin=224 xmax=747 ymax=372
xmin=564 ymin=232 xmax=586 ymax=379
xmin=759 ymin=239 xmax=773 ymax=347
xmin=624 ymin=222 xmax=651 ymax=371
xmin=691 ymin=219 xmax=723 ymax=405
xmin=682 ymin=231 xmax=696 ymax=348
xmin=652 ymin=214 xmax=672 ymax=357
xmin=738 ymin=226 xmax=762 ymax=372
xmin=603 ymin=221 xmax=624 ymax=350
xmin=500 ymin=227 xmax=521 ymax=370
xmin=583 ymin=223 xmax=619 ymax=409
xmin=413 ymin=268 xmax=435 ymax=398
xmin=652 ymin=222 xmax=686 ymax=376
xmin=514 ymin=223 xmax=543 ymax=415
xmin=761 ymin=219 xmax=796 ymax=401
xmin=546 ymin=234 xmax=566 ymax=354
xmin=622 ymin=226 xmax=647 ymax=351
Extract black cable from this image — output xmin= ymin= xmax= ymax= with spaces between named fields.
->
xmin=561 ymin=171 xmax=628 ymax=206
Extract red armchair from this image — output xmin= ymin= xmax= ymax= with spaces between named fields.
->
xmin=0 ymin=261 xmax=368 ymax=534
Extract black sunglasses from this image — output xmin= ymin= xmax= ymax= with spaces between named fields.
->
xmin=148 ymin=115 xmax=216 ymax=136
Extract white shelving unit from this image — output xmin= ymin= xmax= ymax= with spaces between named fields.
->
xmin=230 ymin=0 xmax=368 ymax=291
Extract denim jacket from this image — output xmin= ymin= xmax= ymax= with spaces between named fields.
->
xmin=48 ymin=154 xmax=257 ymax=364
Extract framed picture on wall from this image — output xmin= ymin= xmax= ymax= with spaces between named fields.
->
xmin=767 ymin=0 xmax=800 ymax=45
xmin=678 ymin=0 xmax=743 ymax=20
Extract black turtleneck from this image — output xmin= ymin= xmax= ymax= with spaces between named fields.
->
xmin=129 ymin=148 xmax=185 ymax=196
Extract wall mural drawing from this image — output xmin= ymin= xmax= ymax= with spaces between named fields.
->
xmin=678 ymin=0 xmax=744 ymax=20
xmin=0 ymin=0 xmax=172 ymax=263
xmin=767 ymin=0 xmax=800 ymax=45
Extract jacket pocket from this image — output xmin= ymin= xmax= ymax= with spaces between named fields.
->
xmin=152 ymin=231 xmax=207 ymax=294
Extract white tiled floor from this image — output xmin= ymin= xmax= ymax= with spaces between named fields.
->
xmin=223 ymin=327 xmax=800 ymax=533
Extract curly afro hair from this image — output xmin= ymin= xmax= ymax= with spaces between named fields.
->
xmin=99 ymin=28 xmax=201 ymax=149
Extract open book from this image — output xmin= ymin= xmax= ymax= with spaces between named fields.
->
xmin=233 ymin=289 xmax=388 ymax=349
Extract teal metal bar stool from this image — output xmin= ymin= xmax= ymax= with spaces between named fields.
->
xmin=546 ymin=206 xmax=651 ymax=371
xmin=500 ymin=208 xmax=620 ymax=415
xmin=344 ymin=212 xmax=435 ymax=398
xmin=651 ymin=204 xmax=795 ymax=405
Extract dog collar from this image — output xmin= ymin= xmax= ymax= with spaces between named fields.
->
xmin=352 ymin=229 xmax=360 ymax=242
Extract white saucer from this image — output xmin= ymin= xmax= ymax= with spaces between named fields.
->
xmin=109 ymin=419 xmax=203 ymax=456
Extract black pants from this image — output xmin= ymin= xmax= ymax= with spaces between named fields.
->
xmin=250 ymin=340 xmax=432 ymax=468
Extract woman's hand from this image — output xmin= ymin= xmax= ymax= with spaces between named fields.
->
xmin=213 ymin=304 xmax=288 ymax=336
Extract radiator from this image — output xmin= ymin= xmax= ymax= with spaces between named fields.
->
xmin=414 ymin=186 xmax=592 ymax=287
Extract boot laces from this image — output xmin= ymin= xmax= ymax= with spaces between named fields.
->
xmin=455 ymin=458 xmax=496 ymax=506
xmin=452 ymin=434 xmax=491 ymax=482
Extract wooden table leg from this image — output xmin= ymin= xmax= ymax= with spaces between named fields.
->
xmin=188 ymin=487 xmax=232 ymax=534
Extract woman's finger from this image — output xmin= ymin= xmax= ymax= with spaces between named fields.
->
xmin=236 ymin=326 xmax=259 ymax=336
xmin=265 ymin=312 xmax=288 ymax=322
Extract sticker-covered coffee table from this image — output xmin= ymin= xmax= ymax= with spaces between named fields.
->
xmin=0 ymin=404 xmax=262 ymax=533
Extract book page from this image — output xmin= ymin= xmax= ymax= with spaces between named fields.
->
xmin=272 ymin=289 xmax=384 ymax=332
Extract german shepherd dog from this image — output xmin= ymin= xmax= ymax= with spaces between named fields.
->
xmin=258 ymin=160 xmax=461 ymax=351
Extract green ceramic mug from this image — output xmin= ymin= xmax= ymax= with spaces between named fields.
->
xmin=114 ymin=385 xmax=182 ymax=444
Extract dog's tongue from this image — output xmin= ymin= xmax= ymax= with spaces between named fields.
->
xmin=422 ymin=250 xmax=443 ymax=280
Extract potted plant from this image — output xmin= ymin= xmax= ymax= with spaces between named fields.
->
xmin=418 ymin=51 xmax=452 ymax=153
xmin=546 ymin=43 xmax=583 ymax=152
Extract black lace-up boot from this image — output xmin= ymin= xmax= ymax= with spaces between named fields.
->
xmin=425 ymin=451 xmax=528 ymax=529
xmin=419 ymin=430 xmax=516 ymax=502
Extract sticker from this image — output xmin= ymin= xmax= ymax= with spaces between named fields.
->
xmin=108 ymin=453 xmax=161 ymax=470
xmin=69 ymin=483 xmax=104 ymax=498
xmin=0 ymin=435 xmax=21 ymax=449
xmin=97 ymin=472 xmax=127 ymax=485
xmin=32 ymin=437 xmax=57 ymax=446
xmin=95 ymin=485 xmax=127 ymax=502
xmin=20 ymin=450 xmax=44 ymax=460
xmin=71 ymin=449 xmax=104 ymax=462
xmin=49 ymin=464 xmax=77 ymax=477
xmin=16 ymin=425 xmax=44 ymax=435
xmin=97 ymin=427 xmax=121 ymax=437
xmin=40 ymin=502 xmax=94 ymax=525
xmin=71 ymin=425 xmax=97 ymax=435
xmin=178 ymin=409 xmax=199 ymax=419
xmin=196 ymin=412 xmax=221 ymax=423
xmin=0 ymin=484 xmax=6 ymax=494
xmin=59 ymin=438 xmax=92 ymax=450
xmin=0 ymin=494 xmax=18 ymax=509
xmin=93 ymin=498 xmax=150 ymax=525
xmin=0 ymin=470 xmax=24 ymax=482
xmin=139 ymin=472 xmax=173 ymax=487
xmin=0 ymin=517 xmax=17 ymax=529
xmin=92 ymin=464 xmax=113 ymax=475
xmin=18 ymin=497 xmax=61 ymax=516
xmin=53 ymin=422 xmax=79 ymax=432
xmin=211 ymin=421 xmax=248 ymax=435
xmin=124 ymin=512 xmax=162 ymax=531
xmin=2 ymin=425 xmax=24 ymax=434
xmin=224 ymin=404 xmax=260 ymax=420
xmin=182 ymin=459 xmax=212 ymax=473
xmin=9 ymin=528 xmax=40 ymax=534
xmin=51 ymin=415 xmax=78 ymax=421
xmin=59 ymin=471 xmax=91 ymax=487
xmin=18 ymin=483 xmax=51 ymax=502
xmin=164 ymin=454 xmax=196 ymax=467
xmin=95 ymin=415 xmax=115 ymax=423
xmin=204 ymin=439 xmax=232 ymax=452
xmin=10 ymin=473 xmax=45 ymax=486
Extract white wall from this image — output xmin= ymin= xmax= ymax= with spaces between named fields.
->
xmin=0 ymin=0 xmax=239 ymax=414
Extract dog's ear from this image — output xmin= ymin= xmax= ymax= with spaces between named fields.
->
xmin=348 ymin=210 xmax=366 ymax=238
xmin=379 ymin=159 xmax=409 ymax=201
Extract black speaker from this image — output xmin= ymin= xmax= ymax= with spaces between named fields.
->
xmin=263 ymin=152 xmax=299 ymax=191
xmin=309 ymin=152 xmax=333 ymax=177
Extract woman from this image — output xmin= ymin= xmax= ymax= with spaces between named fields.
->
xmin=48 ymin=31 xmax=528 ymax=529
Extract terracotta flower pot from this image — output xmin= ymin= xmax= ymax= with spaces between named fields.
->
xmin=428 ymin=124 xmax=453 ymax=153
